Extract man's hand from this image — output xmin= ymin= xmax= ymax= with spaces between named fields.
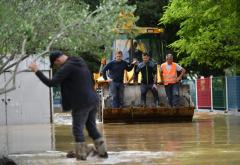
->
xmin=176 ymin=77 xmax=181 ymax=82
xmin=28 ymin=62 xmax=39 ymax=72
xmin=159 ymin=80 xmax=164 ymax=85
xmin=131 ymin=59 xmax=137 ymax=65
xmin=152 ymin=84 xmax=157 ymax=90
xmin=106 ymin=79 xmax=112 ymax=83
xmin=125 ymin=80 xmax=133 ymax=86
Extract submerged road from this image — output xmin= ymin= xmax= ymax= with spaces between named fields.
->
xmin=1 ymin=112 xmax=240 ymax=164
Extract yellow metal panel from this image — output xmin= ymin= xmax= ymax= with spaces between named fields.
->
xmin=157 ymin=64 xmax=162 ymax=83
xmin=123 ymin=68 xmax=142 ymax=84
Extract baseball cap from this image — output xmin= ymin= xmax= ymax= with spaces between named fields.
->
xmin=49 ymin=50 xmax=64 ymax=68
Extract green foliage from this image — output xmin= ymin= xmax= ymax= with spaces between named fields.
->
xmin=127 ymin=0 xmax=179 ymax=62
xmin=78 ymin=0 xmax=100 ymax=11
xmin=0 ymin=0 xmax=137 ymax=68
xmin=161 ymin=0 xmax=240 ymax=75
xmin=133 ymin=0 xmax=168 ymax=27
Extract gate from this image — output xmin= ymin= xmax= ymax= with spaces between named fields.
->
xmin=0 ymin=71 xmax=52 ymax=125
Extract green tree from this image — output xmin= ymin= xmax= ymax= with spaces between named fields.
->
xmin=127 ymin=0 xmax=181 ymax=65
xmin=161 ymin=0 xmax=240 ymax=76
xmin=0 ymin=0 xmax=137 ymax=94
xmin=79 ymin=0 xmax=100 ymax=11
xmin=128 ymin=0 xmax=168 ymax=27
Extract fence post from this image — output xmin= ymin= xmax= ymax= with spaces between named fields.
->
xmin=195 ymin=79 xmax=198 ymax=111
xmin=225 ymin=76 xmax=228 ymax=113
xmin=210 ymin=76 xmax=213 ymax=112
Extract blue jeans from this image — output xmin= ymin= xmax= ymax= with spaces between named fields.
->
xmin=72 ymin=104 xmax=102 ymax=142
xmin=140 ymin=84 xmax=159 ymax=105
xmin=164 ymin=83 xmax=180 ymax=107
xmin=109 ymin=81 xmax=124 ymax=108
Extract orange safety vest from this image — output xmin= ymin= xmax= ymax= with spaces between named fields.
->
xmin=161 ymin=62 xmax=177 ymax=85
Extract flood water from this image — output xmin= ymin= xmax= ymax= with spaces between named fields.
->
xmin=1 ymin=112 xmax=240 ymax=165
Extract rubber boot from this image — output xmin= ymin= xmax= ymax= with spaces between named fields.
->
xmin=94 ymin=137 xmax=108 ymax=158
xmin=67 ymin=144 xmax=97 ymax=158
xmin=75 ymin=142 xmax=87 ymax=160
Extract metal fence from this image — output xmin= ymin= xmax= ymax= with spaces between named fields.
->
xmin=226 ymin=76 xmax=240 ymax=111
xmin=212 ymin=77 xmax=226 ymax=110
xmin=183 ymin=76 xmax=240 ymax=111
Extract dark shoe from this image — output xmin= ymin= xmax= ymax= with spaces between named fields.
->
xmin=140 ymin=103 xmax=147 ymax=108
xmin=99 ymin=151 xmax=108 ymax=158
xmin=155 ymin=101 xmax=161 ymax=108
xmin=66 ymin=151 xmax=76 ymax=158
xmin=140 ymin=100 xmax=147 ymax=108
xmin=172 ymin=105 xmax=180 ymax=109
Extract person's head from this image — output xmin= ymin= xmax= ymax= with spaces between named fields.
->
xmin=166 ymin=54 xmax=174 ymax=64
xmin=133 ymin=41 xmax=138 ymax=49
xmin=115 ymin=51 xmax=123 ymax=62
xmin=0 ymin=157 xmax=17 ymax=165
xmin=142 ymin=52 xmax=150 ymax=63
xmin=49 ymin=50 xmax=68 ymax=68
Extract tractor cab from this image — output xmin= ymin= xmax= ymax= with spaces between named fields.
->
xmin=111 ymin=28 xmax=165 ymax=63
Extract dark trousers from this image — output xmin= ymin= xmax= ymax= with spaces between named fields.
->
xmin=72 ymin=104 xmax=102 ymax=142
xmin=140 ymin=84 xmax=159 ymax=105
xmin=109 ymin=81 xmax=124 ymax=108
xmin=164 ymin=83 xmax=180 ymax=107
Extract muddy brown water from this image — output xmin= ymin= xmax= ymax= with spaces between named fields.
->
xmin=1 ymin=112 xmax=240 ymax=165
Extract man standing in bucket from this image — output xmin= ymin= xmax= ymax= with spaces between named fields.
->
xmin=160 ymin=54 xmax=186 ymax=108
xmin=134 ymin=52 xmax=160 ymax=107
xmin=102 ymin=51 xmax=136 ymax=108
xmin=29 ymin=50 xmax=108 ymax=160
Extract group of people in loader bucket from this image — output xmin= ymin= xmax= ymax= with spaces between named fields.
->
xmin=102 ymin=51 xmax=186 ymax=108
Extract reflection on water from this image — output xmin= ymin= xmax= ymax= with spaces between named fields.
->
xmin=1 ymin=112 xmax=240 ymax=164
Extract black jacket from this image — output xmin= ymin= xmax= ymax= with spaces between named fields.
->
xmin=36 ymin=57 xmax=98 ymax=111
xmin=135 ymin=61 xmax=157 ymax=85
xmin=102 ymin=60 xmax=134 ymax=83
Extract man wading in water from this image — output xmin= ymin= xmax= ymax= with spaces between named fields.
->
xmin=29 ymin=50 xmax=108 ymax=160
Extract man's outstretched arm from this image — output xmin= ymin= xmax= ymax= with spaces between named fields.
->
xmin=29 ymin=63 xmax=71 ymax=87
